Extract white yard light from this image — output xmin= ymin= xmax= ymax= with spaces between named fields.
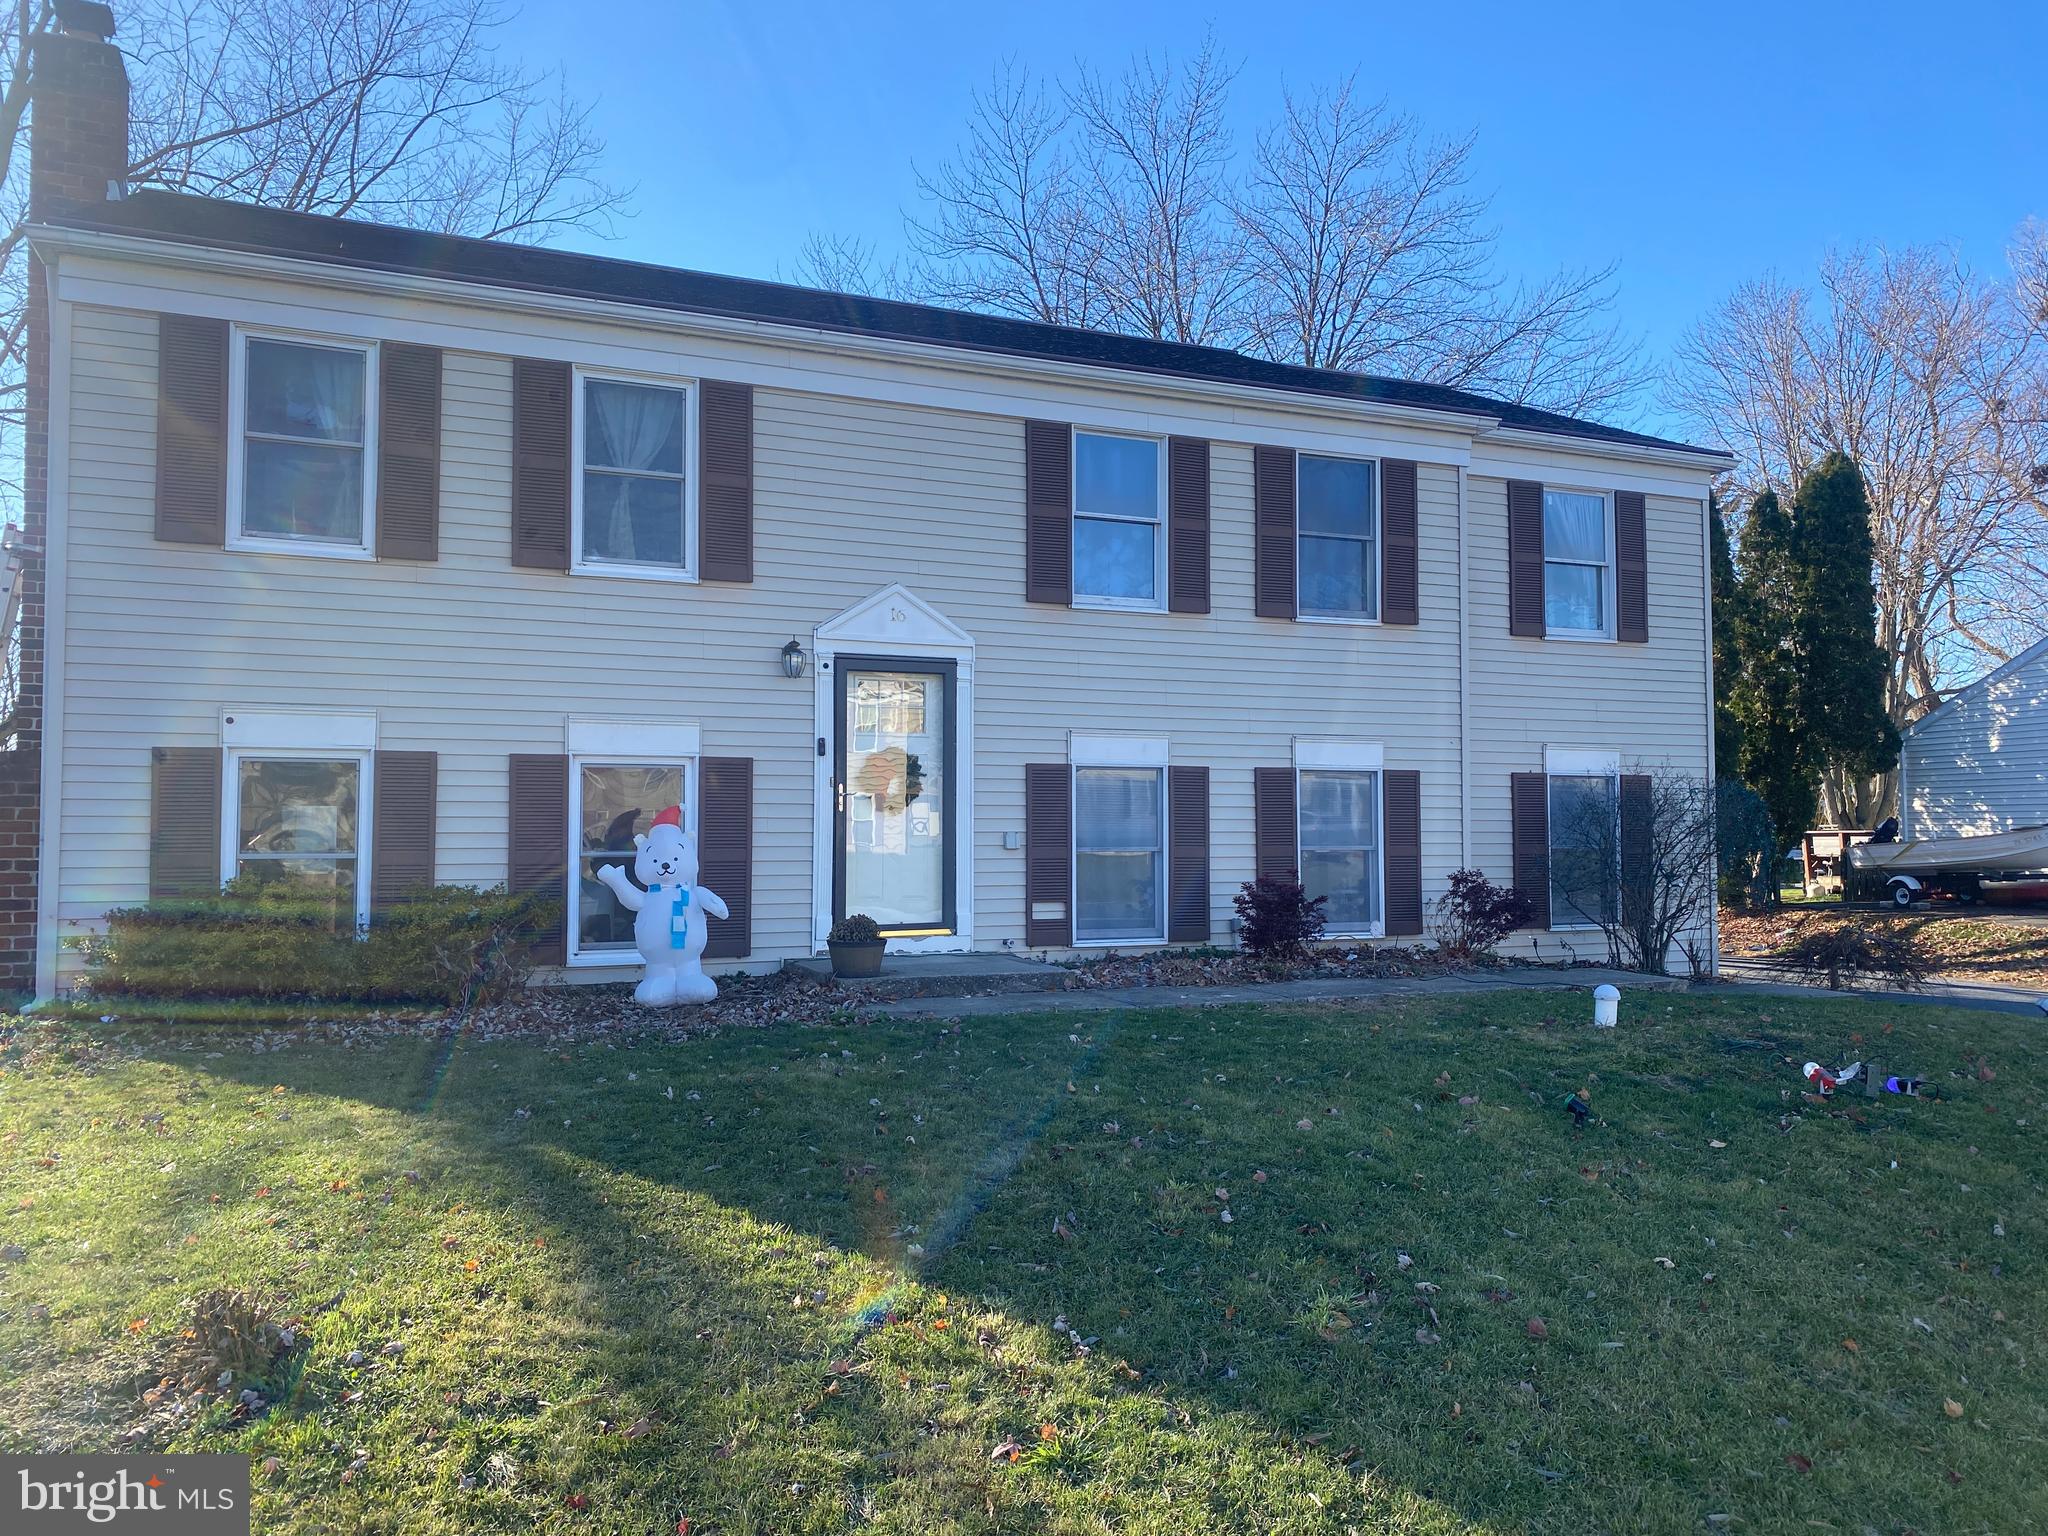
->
xmin=1592 ymin=984 xmax=1620 ymax=1028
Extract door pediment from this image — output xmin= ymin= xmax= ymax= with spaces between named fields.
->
xmin=815 ymin=584 xmax=973 ymax=655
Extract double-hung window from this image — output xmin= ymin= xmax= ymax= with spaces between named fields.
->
xmin=1074 ymin=766 xmax=1166 ymax=942
xmin=232 ymin=331 xmax=376 ymax=555
xmin=1298 ymin=454 xmax=1377 ymax=620
xmin=1072 ymin=430 xmax=1164 ymax=608
xmin=1547 ymin=773 xmax=1617 ymax=927
xmin=1298 ymin=769 xmax=1381 ymax=934
xmin=571 ymin=760 xmax=691 ymax=958
xmin=1543 ymin=489 xmax=1613 ymax=637
xmin=225 ymin=751 xmax=370 ymax=932
xmin=574 ymin=372 xmax=695 ymax=578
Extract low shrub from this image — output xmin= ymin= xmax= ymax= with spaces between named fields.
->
xmin=89 ymin=878 xmax=556 ymax=1007
xmin=1782 ymin=924 xmax=1933 ymax=991
xmin=829 ymin=913 xmax=883 ymax=945
xmin=1431 ymin=868 xmax=1532 ymax=958
xmin=1233 ymin=876 xmax=1326 ymax=960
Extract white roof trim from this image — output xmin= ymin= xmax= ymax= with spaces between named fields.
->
xmin=1906 ymin=634 xmax=2048 ymax=736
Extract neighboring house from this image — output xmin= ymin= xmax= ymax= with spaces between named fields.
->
xmin=6 ymin=13 xmax=1730 ymax=1000
xmin=1901 ymin=637 xmax=2048 ymax=840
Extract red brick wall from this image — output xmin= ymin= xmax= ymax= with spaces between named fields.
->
xmin=1 ymin=27 xmax=130 ymax=999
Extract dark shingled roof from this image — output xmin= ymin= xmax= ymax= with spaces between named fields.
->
xmin=47 ymin=190 xmax=1723 ymax=459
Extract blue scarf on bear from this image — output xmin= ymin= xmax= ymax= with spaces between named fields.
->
xmin=653 ymin=883 xmax=691 ymax=949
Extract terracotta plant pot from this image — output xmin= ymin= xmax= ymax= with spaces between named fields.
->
xmin=828 ymin=939 xmax=886 ymax=979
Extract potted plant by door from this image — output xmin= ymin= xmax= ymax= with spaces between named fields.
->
xmin=827 ymin=913 xmax=887 ymax=978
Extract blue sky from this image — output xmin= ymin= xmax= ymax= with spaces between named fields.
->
xmin=505 ymin=1 xmax=2045 ymax=435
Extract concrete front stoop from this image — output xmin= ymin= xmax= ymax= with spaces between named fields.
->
xmin=781 ymin=950 xmax=1080 ymax=1003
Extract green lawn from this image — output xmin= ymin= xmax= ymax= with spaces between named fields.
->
xmin=1 ymin=991 xmax=2039 ymax=1534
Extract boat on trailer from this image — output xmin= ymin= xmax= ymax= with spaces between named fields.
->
xmin=1848 ymin=824 xmax=2048 ymax=906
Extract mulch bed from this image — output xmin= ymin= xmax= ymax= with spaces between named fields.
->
xmin=1720 ymin=907 xmax=2048 ymax=989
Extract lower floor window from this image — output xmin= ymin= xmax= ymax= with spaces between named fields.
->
xmin=1074 ymin=766 xmax=1164 ymax=942
xmin=574 ymin=760 xmax=689 ymax=956
xmin=1548 ymin=773 xmax=1616 ymax=926
xmin=229 ymin=753 xmax=366 ymax=929
xmin=1298 ymin=769 xmax=1380 ymax=933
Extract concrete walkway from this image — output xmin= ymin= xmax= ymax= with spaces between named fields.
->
xmin=870 ymin=961 xmax=2048 ymax=1020
xmin=1716 ymin=958 xmax=2048 ymax=1017
xmin=876 ymin=965 xmax=1683 ymax=1018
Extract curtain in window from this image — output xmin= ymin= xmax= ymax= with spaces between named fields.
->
xmin=244 ymin=340 xmax=367 ymax=543
xmin=584 ymin=381 xmax=687 ymax=565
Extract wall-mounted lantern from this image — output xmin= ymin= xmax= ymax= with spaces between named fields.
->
xmin=779 ymin=639 xmax=809 ymax=679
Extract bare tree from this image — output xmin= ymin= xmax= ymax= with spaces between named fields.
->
xmin=0 ymin=0 xmax=626 ymax=511
xmin=1668 ymin=239 xmax=2048 ymax=786
xmin=871 ymin=52 xmax=1643 ymax=414
xmin=1232 ymin=78 xmax=1644 ymax=416
xmin=1549 ymin=769 xmax=1718 ymax=978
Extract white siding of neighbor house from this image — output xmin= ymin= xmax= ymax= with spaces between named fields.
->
xmin=51 ymin=274 xmax=1712 ymax=987
xmin=1463 ymin=471 xmax=1713 ymax=961
xmin=1903 ymin=641 xmax=2048 ymax=839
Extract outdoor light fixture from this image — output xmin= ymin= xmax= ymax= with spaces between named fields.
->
xmin=779 ymin=639 xmax=809 ymax=679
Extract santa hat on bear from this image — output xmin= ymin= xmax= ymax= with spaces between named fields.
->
xmin=651 ymin=805 xmax=683 ymax=830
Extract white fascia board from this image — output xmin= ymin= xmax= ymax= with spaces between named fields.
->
xmin=1472 ymin=431 xmax=1730 ymax=498
xmin=1293 ymin=739 xmax=1385 ymax=771
xmin=565 ymin=717 xmax=702 ymax=758
xmin=222 ymin=708 xmax=378 ymax=751
xmin=1069 ymin=734 xmax=1170 ymax=768
xmin=33 ymin=225 xmax=1496 ymax=456
xmin=1545 ymin=747 xmax=1620 ymax=776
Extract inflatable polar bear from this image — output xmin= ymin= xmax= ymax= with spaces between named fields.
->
xmin=594 ymin=805 xmax=729 ymax=1006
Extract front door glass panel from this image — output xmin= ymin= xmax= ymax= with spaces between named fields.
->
xmin=842 ymin=668 xmax=948 ymax=930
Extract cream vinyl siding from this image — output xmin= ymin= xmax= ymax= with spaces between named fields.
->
xmin=1464 ymin=473 xmax=1712 ymax=957
xmin=55 ymin=303 xmax=1482 ymax=981
xmin=1902 ymin=641 xmax=2048 ymax=839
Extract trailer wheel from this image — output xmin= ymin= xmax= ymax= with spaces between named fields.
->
xmin=1890 ymin=882 xmax=1916 ymax=909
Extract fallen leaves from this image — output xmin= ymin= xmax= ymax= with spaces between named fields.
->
xmin=1944 ymin=1398 xmax=1964 ymax=1419
xmin=1525 ymin=1317 xmax=1548 ymax=1340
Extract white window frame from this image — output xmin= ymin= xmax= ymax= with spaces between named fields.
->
xmin=1541 ymin=486 xmax=1616 ymax=642
xmin=226 ymin=325 xmax=379 ymax=560
xmin=570 ymin=365 xmax=700 ymax=584
xmin=1293 ymin=739 xmax=1386 ymax=939
xmin=1071 ymin=427 xmax=1167 ymax=613
xmin=567 ymin=752 xmax=696 ymax=966
xmin=1546 ymin=769 xmax=1619 ymax=931
xmin=1070 ymin=761 xmax=1169 ymax=946
xmin=1295 ymin=451 xmax=1381 ymax=625
xmin=219 ymin=746 xmax=374 ymax=936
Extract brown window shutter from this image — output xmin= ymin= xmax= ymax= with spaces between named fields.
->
xmin=1383 ymin=769 xmax=1424 ymax=935
xmin=1167 ymin=764 xmax=1210 ymax=942
xmin=1254 ymin=445 xmax=1298 ymax=619
xmin=1024 ymin=421 xmax=1073 ymax=605
xmin=1616 ymin=490 xmax=1649 ymax=642
xmin=511 ymin=358 xmax=570 ymax=570
xmin=155 ymin=314 xmax=228 ymax=545
xmin=1510 ymin=771 xmax=1551 ymax=928
xmin=1381 ymin=458 xmax=1420 ymax=625
xmin=698 ymin=381 xmax=755 ymax=582
xmin=699 ymin=756 xmax=753 ymax=958
xmin=1619 ymin=772 xmax=1652 ymax=932
xmin=1253 ymin=766 xmax=1298 ymax=883
xmin=375 ymin=344 xmax=441 ymax=561
xmin=1167 ymin=437 xmax=1211 ymax=614
xmin=370 ymin=750 xmax=437 ymax=914
xmin=1507 ymin=479 xmax=1546 ymax=638
xmin=149 ymin=745 xmax=222 ymax=898
xmin=507 ymin=753 xmax=569 ymax=963
xmin=1024 ymin=763 xmax=1073 ymax=947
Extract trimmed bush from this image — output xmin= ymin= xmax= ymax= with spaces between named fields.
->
xmin=1431 ymin=868 xmax=1532 ymax=958
xmin=88 ymin=878 xmax=556 ymax=1007
xmin=1233 ymin=876 xmax=1326 ymax=960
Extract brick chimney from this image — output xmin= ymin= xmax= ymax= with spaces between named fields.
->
xmin=3 ymin=0 xmax=130 ymax=1000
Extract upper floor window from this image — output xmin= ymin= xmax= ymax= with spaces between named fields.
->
xmin=1073 ymin=430 xmax=1164 ymax=608
xmin=1543 ymin=489 xmax=1612 ymax=637
xmin=1298 ymin=454 xmax=1377 ymax=620
xmin=575 ymin=373 xmax=694 ymax=578
xmin=232 ymin=333 xmax=375 ymax=556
